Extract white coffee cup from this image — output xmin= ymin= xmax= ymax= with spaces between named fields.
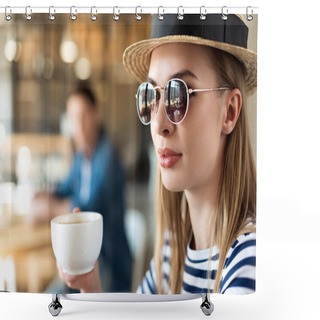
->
xmin=51 ymin=211 xmax=103 ymax=275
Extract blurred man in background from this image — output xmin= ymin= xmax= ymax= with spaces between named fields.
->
xmin=28 ymin=86 xmax=132 ymax=293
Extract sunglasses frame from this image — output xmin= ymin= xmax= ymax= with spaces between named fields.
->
xmin=136 ymin=78 xmax=230 ymax=125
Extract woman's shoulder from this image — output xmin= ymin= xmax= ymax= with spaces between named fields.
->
xmin=220 ymin=232 xmax=256 ymax=294
xmin=229 ymin=219 xmax=256 ymax=253
xmin=226 ymin=232 xmax=256 ymax=266
xmin=231 ymin=232 xmax=256 ymax=250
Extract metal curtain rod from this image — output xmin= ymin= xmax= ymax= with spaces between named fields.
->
xmin=0 ymin=6 xmax=258 ymax=15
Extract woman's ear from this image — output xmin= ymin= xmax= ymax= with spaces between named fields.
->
xmin=222 ymin=88 xmax=242 ymax=135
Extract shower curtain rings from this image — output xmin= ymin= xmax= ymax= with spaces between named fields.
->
xmin=90 ymin=6 xmax=97 ymax=21
xmin=246 ymin=6 xmax=254 ymax=21
xmin=135 ymin=6 xmax=142 ymax=21
xmin=221 ymin=6 xmax=228 ymax=20
xmin=113 ymin=6 xmax=120 ymax=21
xmin=177 ymin=6 xmax=184 ymax=20
xmin=25 ymin=6 xmax=32 ymax=21
xmin=70 ymin=6 xmax=77 ymax=21
xmin=200 ymin=6 xmax=207 ymax=20
xmin=157 ymin=6 xmax=164 ymax=21
xmin=5 ymin=6 xmax=12 ymax=21
xmin=49 ymin=6 xmax=55 ymax=21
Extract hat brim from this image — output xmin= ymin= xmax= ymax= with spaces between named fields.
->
xmin=123 ymin=35 xmax=257 ymax=94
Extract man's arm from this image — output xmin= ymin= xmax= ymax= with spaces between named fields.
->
xmin=26 ymin=192 xmax=71 ymax=225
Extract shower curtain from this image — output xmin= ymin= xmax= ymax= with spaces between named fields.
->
xmin=0 ymin=7 xmax=257 ymax=300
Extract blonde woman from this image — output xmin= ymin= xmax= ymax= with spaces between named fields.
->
xmin=58 ymin=13 xmax=256 ymax=295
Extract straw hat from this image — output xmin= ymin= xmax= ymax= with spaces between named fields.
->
xmin=123 ymin=14 xmax=257 ymax=93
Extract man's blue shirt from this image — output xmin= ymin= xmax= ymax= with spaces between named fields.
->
xmin=55 ymin=131 xmax=132 ymax=292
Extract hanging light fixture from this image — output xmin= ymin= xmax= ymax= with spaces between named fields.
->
xmin=74 ymin=57 xmax=92 ymax=80
xmin=4 ymin=38 xmax=22 ymax=62
xmin=59 ymin=34 xmax=78 ymax=63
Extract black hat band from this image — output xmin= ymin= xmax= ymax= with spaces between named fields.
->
xmin=150 ymin=14 xmax=248 ymax=49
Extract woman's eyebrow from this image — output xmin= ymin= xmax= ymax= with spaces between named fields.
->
xmin=171 ymin=70 xmax=198 ymax=81
xmin=147 ymin=77 xmax=157 ymax=86
xmin=147 ymin=70 xmax=198 ymax=86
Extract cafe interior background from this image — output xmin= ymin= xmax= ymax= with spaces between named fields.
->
xmin=0 ymin=14 xmax=257 ymax=294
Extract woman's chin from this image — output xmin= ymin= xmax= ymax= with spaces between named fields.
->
xmin=161 ymin=171 xmax=185 ymax=193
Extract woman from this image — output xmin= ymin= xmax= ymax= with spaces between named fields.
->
xmin=58 ymin=13 xmax=257 ymax=295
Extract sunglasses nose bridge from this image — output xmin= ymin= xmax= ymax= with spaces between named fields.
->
xmin=155 ymin=88 xmax=161 ymax=113
xmin=152 ymin=86 xmax=172 ymax=126
xmin=154 ymin=86 xmax=165 ymax=114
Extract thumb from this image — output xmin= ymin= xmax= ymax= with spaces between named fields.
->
xmin=73 ymin=207 xmax=81 ymax=213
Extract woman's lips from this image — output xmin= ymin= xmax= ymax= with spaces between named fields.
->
xmin=158 ymin=148 xmax=182 ymax=168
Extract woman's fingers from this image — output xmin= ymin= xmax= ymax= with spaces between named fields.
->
xmin=57 ymin=262 xmax=102 ymax=292
xmin=57 ymin=264 xmax=78 ymax=289
xmin=73 ymin=207 xmax=81 ymax=213
xmin=58 ymin=265 xmax=84 ymax=289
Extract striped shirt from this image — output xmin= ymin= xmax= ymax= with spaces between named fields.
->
xmin=137 ymin=232 xmax=256 ymax=294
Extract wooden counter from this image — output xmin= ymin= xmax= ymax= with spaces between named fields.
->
xmin=0 ymin=220 xmax=57 ymax=293
xmin=1 ymin=133 xmax=72 ymax=156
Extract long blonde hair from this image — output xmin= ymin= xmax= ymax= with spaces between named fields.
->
xmin=154 ymin=47 xmax=256 ymax=294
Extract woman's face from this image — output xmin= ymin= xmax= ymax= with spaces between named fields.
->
xmin=149 ymin=43 xmax=229 ymax=193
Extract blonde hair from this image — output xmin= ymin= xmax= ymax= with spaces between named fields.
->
xmin=153 ymin=46 xmax=256 ymax=294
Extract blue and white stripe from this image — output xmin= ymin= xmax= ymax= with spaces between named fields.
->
xmin=137 ymin=232 xmax=256 ymax=294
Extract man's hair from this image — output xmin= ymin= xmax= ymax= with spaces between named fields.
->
xmin=70 ymin=85 xmax=97 ymax=109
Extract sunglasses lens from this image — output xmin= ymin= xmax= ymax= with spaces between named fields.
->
xmin=164 ymin=79 xmax=188 ymax=124
xmin=136 ymin=83 xmax=156 ymax=124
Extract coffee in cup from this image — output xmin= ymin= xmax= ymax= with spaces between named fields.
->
xmin=51 ymin=211 xmax=103 ymax=275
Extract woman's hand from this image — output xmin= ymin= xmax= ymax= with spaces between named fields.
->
xmin=58 ymin=261 xmax=102 ymax=293
xmin=57 ymin=207 xmax=103 ymax=293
